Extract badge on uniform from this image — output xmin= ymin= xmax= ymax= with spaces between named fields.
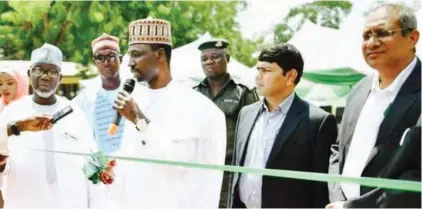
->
xmin=215 ymin=41 xmax=223 ymax=47
xmin=224 ymin=99 xmax=239 ymax=103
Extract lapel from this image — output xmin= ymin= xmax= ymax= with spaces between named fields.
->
xmin=236 ymin=102 xmax=262 ymax=166
xmin=339 ymin=77 xmax=372 ymax=172
xmin=265 ymin=95 xmax=306 ymax=167
xmin=364 ymin=58 xmax=421 ymax=167
xmin=344 ymin=79 xmax=372 ymax=148
xmin=375 ymin=59 xmax=421 ymax=146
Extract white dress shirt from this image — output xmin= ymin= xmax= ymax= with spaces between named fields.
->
xmin=341 ymin=57 xmax=417 ymax=199
xmin=239 ymin=93 xmax=295 ymax=208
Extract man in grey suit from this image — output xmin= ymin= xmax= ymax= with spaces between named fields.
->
xmin=228 ymin=44 xmax=338 ymax=208
xmin=327 ymin=3 xmax=420 ymax=209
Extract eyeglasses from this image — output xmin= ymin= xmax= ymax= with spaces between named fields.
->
xmin=93 ymin=53 xmax=121 ymax=63
xmin=31 ymin=66 xmax=60 ymax=78
xmin=362 ymin=28 xmax=413 ymax=41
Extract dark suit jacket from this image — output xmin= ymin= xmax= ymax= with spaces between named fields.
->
xmin=228 ymin=94 xmax=338 ymax=208
xmin=328 ymin=58 xmax=421 ymax=208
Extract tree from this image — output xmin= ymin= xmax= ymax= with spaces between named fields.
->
xmin=273 ymin=0 xmax=353 ymax=44
xmin=0 ymin=0 xmax=259 ymax=72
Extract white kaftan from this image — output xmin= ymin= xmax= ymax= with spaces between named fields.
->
xmin=112 ymin=80 xmax=227 ymax=208
xmin=71 ymin=78 xmax=143 ymax=208
xmin=0 ymin=95 xmax=97 ymax=208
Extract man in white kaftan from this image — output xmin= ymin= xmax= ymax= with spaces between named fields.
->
xmin=72 ymin=33 xmax=132 ymax=154
xmin=71 ymin=33 xmax=142 ymax=208
xmin=114 ymin=80 xmax=226 ymax=208
xmin=111 ymin=18 xmax=227 ymax=208
xmin=0 ymin=43 xmax=97 ymax=208
xmin=0 ymin=96 xmax=96 ymax=208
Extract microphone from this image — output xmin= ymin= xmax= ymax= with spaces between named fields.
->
xmin=51 ymin=106 xmax=73 ymax=124
xmin=108 ymin=78 xmax=136 ymax=136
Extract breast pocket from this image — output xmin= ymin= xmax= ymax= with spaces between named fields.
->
xmin=167 ymin=125 xmax=199 ymax=162
xmin=58 ymin=132 xmax=84 ymax=151
xmin=142 ymin=122 xmax=198 ymax=162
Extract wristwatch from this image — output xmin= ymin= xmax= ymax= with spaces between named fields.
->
xmin=135 ymin=117 xmax=150 ymax=131
xmin=9 ymin=122 xmax=20 ymax=136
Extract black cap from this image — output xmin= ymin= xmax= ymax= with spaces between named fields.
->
xmin=198 ymin=38 xmax=230 ymax=51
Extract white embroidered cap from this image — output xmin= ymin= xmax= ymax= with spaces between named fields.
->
xmin=30 ymin=43 xmax=63 ymax=69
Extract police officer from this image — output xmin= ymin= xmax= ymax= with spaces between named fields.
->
xmin=193 ymin=38 xmax=259 ymax=208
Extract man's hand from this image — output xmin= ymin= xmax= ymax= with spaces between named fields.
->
xmin=0 ymin=155 xmax=7 ymax=166
xmin=0 ymin=154 xmax=7 ymax=172
xmin=113 ymin=91 xmax=142 ymax=124
xmin=7 ymin=115 xmax=53 ymax=136
xmin=326 ymin=201 xmax=345 ymax=209
xmin=16 ymin=115 xmax=53 ymax=132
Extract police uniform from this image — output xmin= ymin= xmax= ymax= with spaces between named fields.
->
xmin=194 ymin=76 xmax=258 ymax=157
xmin=194 ymin=39 xmax=259 ymax=208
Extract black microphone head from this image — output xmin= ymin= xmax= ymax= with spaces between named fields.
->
xmin=123 ymin=78 xmax=136 ymax=94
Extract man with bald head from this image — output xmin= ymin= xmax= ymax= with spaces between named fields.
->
xmin=327 ymin=3 xmax=420 ymax=208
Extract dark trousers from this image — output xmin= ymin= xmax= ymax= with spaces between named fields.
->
xmin=219 ymin=172 xmax=230 ymax=208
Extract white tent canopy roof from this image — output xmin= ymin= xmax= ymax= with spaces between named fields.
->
xmin=288 ymin=20 xmax=352 ymax=72
xmin=116 ymin=32 xmax=256 ymax=89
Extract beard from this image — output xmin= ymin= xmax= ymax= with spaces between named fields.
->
xmin=33 ymin=79 xmax=60 ymax=98
xmin=133 ymin=67 xmax=159 ymax=82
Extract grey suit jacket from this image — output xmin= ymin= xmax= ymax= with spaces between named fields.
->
xmin=328 ymin=57 xmax=421 ymax=208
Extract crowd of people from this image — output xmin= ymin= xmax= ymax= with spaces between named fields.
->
xmin=0 ymin=2 xmax=420 ymax=208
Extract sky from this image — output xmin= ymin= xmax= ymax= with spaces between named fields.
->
xmin=236 ymin=0 xmax=314 ymax=40
xmin=236 ymin=0 xmax=421 ymax=40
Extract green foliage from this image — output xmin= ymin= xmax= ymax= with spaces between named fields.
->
xmin=274 ymin=0 xmax=353 ymax=44
xmin=0 ymin=0 xmax=259 ymax=68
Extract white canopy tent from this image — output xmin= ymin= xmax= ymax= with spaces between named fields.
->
xmin=288 ymin=20 xmax=365 ymax=107
xmin=170 ymin=32 xmax=256 ymax=88
xmin=288 ymin=20 xmax=352 ymax=73
xmin=338 ymin=8 xmax=376 ymax=75
xmin=91 ymin=32 xmax=256 ymax=89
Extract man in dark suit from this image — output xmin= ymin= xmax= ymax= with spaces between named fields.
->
xmin=227 ymin=44 xmax=338 ymax=208
xmin=327 ymin=3 xmax=420 ymax=209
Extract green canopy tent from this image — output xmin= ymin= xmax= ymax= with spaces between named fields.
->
xmin=296 ymin=67 xmax=366 ymax=107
